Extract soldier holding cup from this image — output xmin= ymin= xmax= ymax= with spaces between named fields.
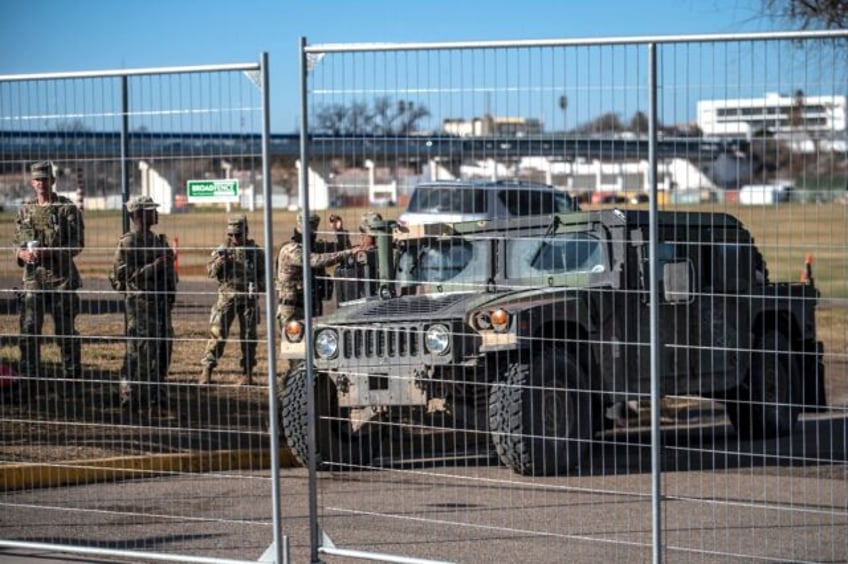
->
xmin=13 ymin=160 xmax=85 ymax=399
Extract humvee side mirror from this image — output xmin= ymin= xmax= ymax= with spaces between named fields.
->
xmin=663 ymin=260 xmax=694 ymax=303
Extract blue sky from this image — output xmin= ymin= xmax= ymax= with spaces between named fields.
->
xmin=0 ymin=0 xmax=788 ymax=132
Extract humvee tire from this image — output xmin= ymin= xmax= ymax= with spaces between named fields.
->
xmin=280 ymin=367 xmax=375 ymax=470
xmin=489 ymin=347 xmax=593 ymax=476
xmin=725 ymin=331 xmax=801 ymax=440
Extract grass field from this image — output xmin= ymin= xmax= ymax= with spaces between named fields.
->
xmin=1 ymin=201 xmax=845 ymax=292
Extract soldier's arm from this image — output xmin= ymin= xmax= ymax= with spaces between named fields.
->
xmin=166 ymin=252 xmax=177 ymax=304
xmin=207 ymin=249 xmax=225 ymax=280
xmin=133 ymin=237 xmax=174 ymax=285
xmin=276 ymin=243 xmax=302 ymax=288
xmin=109 ymin=239 xmax=129 ymax=291
xmin=309 ymin=247 xmax=356 ymax=269
xmin=65 ymin=204 xmax=84 ymax=257
xmin=13 ymin=205 xmax=33 ymax=267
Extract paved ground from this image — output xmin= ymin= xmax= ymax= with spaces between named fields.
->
xmin=2 ymin=411 xmax=847 ymax=564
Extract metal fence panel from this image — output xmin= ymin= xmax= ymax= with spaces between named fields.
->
xmin=296 ymin=32 xmax=848 ymax=563
xmin=0 ymin=59 xmax=286 ymax=563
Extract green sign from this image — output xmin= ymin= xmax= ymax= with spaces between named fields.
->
xmin=186 ymin=179 xmax=239 ymax=203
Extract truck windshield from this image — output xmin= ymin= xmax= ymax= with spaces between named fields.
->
xmin=506 ymin=232 xmax=606 ymax=278
xmin=397 ymin=237 xmax=489 ymax=290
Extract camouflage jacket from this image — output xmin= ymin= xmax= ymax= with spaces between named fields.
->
xmin=207 ymin=239 xmax=266 ymax=297
xmin=109 ymin=229 xmax=177 ymax=302
xmin=14 ymin=193 xmax=84 ymax=290
xmin=275 ymin=235 xmax=354 ymax=305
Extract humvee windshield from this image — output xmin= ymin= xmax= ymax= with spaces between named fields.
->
xmin=397 ymin=236 xmax=489 ymax=290
xmin=506 ymin=232 xmax=606 ymax=278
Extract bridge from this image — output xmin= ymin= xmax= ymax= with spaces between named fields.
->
xmin=0 ymin=130 xmax=745 ymax=166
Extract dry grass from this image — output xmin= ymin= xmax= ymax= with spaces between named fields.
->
xmin=0 ymin=202 xmax=844 ymax=294
xmin=1 ymin=201 xmax=846 ymax=396
xmin=1 ymin=201 xmax=846 ymax=360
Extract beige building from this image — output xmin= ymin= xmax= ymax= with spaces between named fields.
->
xmin=443 ymin=114 xmax=543 ymax=137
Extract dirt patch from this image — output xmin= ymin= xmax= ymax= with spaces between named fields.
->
xmin=0 ymin=275 xmax=282 ymax=464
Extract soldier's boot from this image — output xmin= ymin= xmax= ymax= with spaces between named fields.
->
xmin=238 ymin=357 xmax=255 ymax=386
xmin=199 ymin=365 xmax=213 ymax=385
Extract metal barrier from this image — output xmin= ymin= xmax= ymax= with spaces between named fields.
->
xmin=0 ymin=55 xmax=287 ymax=563
xmin=295 ymin=31 xmax=848 ymax=563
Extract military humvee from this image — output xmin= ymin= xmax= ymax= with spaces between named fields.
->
xmin=280 ymin=209 xmax=825 ymax=476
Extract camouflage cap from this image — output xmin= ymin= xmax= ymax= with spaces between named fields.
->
xmin=126 ymin=195 xmax=160 ymax=213
xmin=226 ymin=214 xmax=248 ymax=235
xmin=30 ymin=160 xmax=55 ymax=180
xmin=359 ymin=210 xmax=384 ymax=233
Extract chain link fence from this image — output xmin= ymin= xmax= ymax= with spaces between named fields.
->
xmin=1 ymin=30 xmax=847 ymax=564
xmin=292 ymin=31 xmax=848 ymax=563
xmin=0 ymin=56 xmax=289 ymax=563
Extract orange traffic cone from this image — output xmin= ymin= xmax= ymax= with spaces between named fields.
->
xmin=800 ymin=254 xmax=813 ymax=284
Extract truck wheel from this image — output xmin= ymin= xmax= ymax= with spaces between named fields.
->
xmin=725 ymin=331 xmax=800 ymax=440
xmin=488 ymin=347 xmax=593 ymax=476
xmin=280 ymin=367 xmax=374 ymax=470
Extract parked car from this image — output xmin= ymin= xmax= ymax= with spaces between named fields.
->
xmin=739 ymin=182 xmax=795 ymax=205
xmin=397 ymin=179 xmax=579 ymax=227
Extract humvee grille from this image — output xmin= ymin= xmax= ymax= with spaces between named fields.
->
xmin=342 ymin=325 xmax=421 ymax=359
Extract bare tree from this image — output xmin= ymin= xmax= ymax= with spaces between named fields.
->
xmin=54 ymin=119 xmax=90 ymax=132
xmin=576 ymin=112 xmax=624 ymax=134
xmin=395 ymin=100 xmax=430 ymax=135
xmin=629 ymin=111 xmax=650 ymax=134
xmin=311 ymin=97 xmax=430 ymax=135
xmin=762 ymin=0 xmax=848 ymax=29
xmin=314 ymin=103 xmax=350 ymax=135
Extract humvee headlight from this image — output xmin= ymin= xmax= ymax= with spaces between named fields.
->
xmin=314 ymin=329 xmax=339 ymax=359
xmin=284 ymin=320 xmax=304 ymax=343
xmin=425 ymin=324 xmax=451 ymax=355
xmin=490 ymin=309 xmax=510 ymax=332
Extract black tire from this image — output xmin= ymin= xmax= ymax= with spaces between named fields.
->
xmin=488 ymin=347 xmax=593 ymax=476
xmin=280 ymin=367 xmax=375 ymax=470
xmin=725 ymin=331 xmax=800 ymax=440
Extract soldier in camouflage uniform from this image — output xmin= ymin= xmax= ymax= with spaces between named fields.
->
xmin=275 ymin=213 xmax=371 ymax=331
xmin=199 ymin=215 xmax=266 ymax=385
xmin=14 ymin=160 xmax=85 ymax=397
xmin=108 ymin=195 xmax=177 ymax=416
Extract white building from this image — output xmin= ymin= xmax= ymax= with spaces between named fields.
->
xmin=697 ymin=92 xmax=847 ymax=139
xmin=443 ymin=115 xmax=543 ymax=137
xmin=519 ymin=156 xmax=716 ymax=194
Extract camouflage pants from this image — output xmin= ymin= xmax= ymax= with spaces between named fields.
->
xmin=202 ymin=296 xmax=258 ymax=374
xmin=19 ymin=288 xmax=81 ymax=383
xmin=123 ymin=295 xmax=173 ymax=408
